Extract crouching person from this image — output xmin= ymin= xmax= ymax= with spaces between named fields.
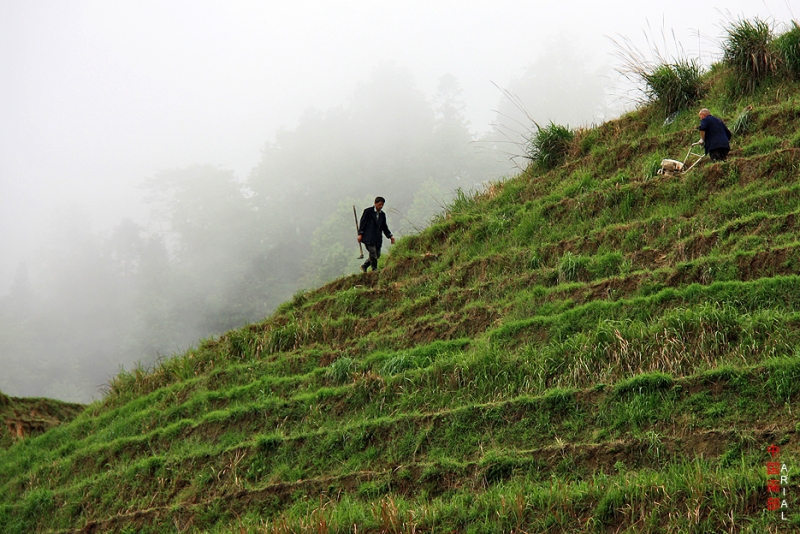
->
xmin=698 ymin=108 xmax=732 ymax=161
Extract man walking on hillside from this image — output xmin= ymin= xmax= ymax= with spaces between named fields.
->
xmin=358 ymin=196 xmax=395 ymax=272
xmin=697 ymin=108 xmax=732 ymax=161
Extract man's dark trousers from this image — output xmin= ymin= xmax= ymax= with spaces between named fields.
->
xmin=363 ymin=244 xmax=381 ymax=271
xmin=709 ymin=147 xmax=730 ymax=161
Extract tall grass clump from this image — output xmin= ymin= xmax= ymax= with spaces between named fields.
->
xmin=526 ymin=122 xmax=574 ymax=170
xmin=327 ymin=356 xmax=355 ymax=384
xmin=729 ymin=105 xmax=753 ymax=136
xmin=613 ymin=27 xmax=704 ymax=115
xmin=773 ymin=21 xmax=800 ymax=79
xmin=641 ymin=59 xmax=704 ymax=114
xmin=722 ymin=17 xmax=778 ymax=94
xmin=557 ymin=252 xmax=589 ymax=284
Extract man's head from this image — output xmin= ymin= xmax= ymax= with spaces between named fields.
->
xmin=698 ymin=108 xmax=710 ymax=119
xmin=374 ymin=196 xmax=386 ymax=211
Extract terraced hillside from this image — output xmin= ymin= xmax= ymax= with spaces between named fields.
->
xmin=0 ymin=390 xmax=84 ymax=451
xmin=3 ymin=69 xmax=800 ymax=532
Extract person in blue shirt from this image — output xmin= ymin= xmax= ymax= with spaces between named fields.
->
xmin=697 ymin=108 xmax=732 ymax=161
xmin=357 ymin=196 xmax=395 ymax=272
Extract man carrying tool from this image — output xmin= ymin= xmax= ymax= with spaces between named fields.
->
xmin=358 ymin=196 xmax=395 ymax=272
xmin=697 ymin=108 xmax=732 ymax=161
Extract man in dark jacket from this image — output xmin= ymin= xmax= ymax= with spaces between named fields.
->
xmin=358 ymin=196 xmax=395 ymax=272
xmin=698 ymin=108 xmax=732 ymax=161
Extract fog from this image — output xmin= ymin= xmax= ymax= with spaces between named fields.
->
xmin=1 ymin=1 xmax=794 ymax=402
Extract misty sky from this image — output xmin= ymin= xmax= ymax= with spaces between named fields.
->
xmin=1 ymin=0 xmax=796 ymax=294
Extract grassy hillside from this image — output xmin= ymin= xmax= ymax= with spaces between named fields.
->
xmin=0 ymin=390 xmax=84 ymax=451
xmin=3 ymin=40 xmax=800 ymax=532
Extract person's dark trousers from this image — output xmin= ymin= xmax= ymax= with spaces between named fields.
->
xmin=709 ymin=147 xmax=729 ymax=161
xmin=362 ymin=244 xmax=381 ymax=271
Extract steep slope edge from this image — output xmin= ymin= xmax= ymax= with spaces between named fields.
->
xmin=0 ymin=391 xmax=84 ymax=450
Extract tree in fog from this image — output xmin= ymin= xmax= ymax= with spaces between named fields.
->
xmin=298 ymin=199 xmax=370 ymax=288
xmin=0 ymin=67 xmax=511 ymax=402
xmin=402 ymin=74 xmax=495 ymax=229
xmin=0 ymin=210 xmax=139 ymax=401
xmin=491 ymin=35 xmax=610 ymax=164
xmin=0 ymin=264 xmax=38 ymax=395
xmin=145 ymin=164 xmax=283 ymax=336
xmin=250 ymin=65 xmax=507 ymax=287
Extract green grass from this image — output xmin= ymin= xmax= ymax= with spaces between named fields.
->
xmin=741 ymin=135 xmax=783 ymax=156
xmin=774 ymin=21 xmax=800 ymax=79
xmin=4 ymin=21 xmax=800 ymax=532
xmin=0 ymin=394 xmax=84 ymax=451
xmin=527 ymin=122 xmax=574 ymax=170
xmin=642 ymin=58 xmax=705 ymax=114
xmin=722 ymin=17 xmax=778 ymax=95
